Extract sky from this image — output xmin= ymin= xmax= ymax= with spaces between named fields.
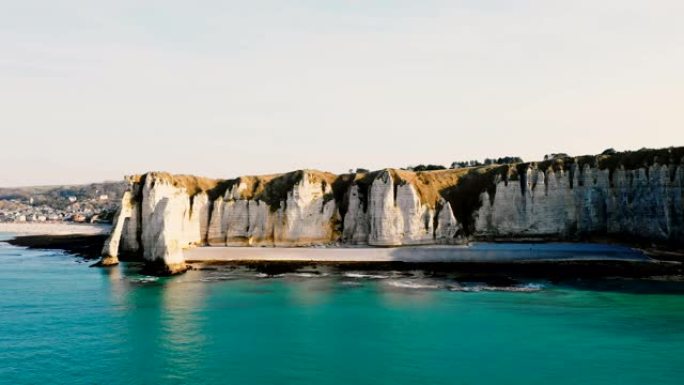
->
xmin=1 ymin=1 xmax=683 ymax=186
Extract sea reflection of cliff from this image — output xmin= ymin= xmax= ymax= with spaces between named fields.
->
xmin=101 ymin=266 xmax=209 ymax=381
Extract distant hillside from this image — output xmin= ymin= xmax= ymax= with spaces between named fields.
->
xmin=0 ymin=182 xmax=127 ymax=210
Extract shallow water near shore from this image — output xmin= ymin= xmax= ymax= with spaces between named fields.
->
xmin=1 ymin=235 xmax=684 ymax=385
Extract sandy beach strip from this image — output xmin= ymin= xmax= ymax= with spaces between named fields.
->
xmin=185 ymin=243 xmax=652 ymax=263
xmin=0 ymin=222 xmax=111 ymax=236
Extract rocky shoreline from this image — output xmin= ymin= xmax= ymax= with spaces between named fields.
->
xmin=0 ymin=222 xmax=111 ymax=259
xmin=6 ymin=232 xmax=682 ymax=280
xmin=7 ymin=233 xmax=109 ymax=259
xmin=191 ymin=258 xmax=682 ymax=280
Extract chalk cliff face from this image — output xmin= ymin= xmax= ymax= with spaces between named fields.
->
xmin=101 ymin=147 xmax=684 ymax=274
xmin=475 ymin=163 xmax=684 ymax=243
xmin=207 ymin=171 xmax=339 ymax=247
xmin=342 ymin=170 xmax=452 ymax=246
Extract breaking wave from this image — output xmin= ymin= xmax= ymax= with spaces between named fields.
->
xmin=129 ymin=276 xmax=159 ymax=284
xmin=284 ymin=272 xmax=327 ymax=278
xmin=200 ymin=275 xmax=239 ymax=282
xmin=343 ymin=272 xmax=391 ymax=279
xmin=385 ymin=279 xmax=441 ymax=290
xmin=449 ymin=283 xmax=544 ymax=293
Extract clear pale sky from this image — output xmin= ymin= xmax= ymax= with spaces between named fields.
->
xmin=1 ymin=1 xmax=683 ymax=187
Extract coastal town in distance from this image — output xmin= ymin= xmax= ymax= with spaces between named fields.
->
xmin=0 ymin=182 xmax=125 ymax=224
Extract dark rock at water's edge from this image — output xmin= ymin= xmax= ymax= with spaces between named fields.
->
xmin=140 ymin=259 xmax=188 ymax=276
xmin=8 ymin=234 xmax=109 ymax=259
xmin=192 ymin=259 xmax=684 ymax=281
xmin=91 ymin=255 xmax=121 ymax=268
xmin=193 ymin=262 xmax=684 ymax=295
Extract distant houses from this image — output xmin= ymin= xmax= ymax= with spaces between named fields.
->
xmin=0 ymin=182 xmax=124 ymax=225
xmin=0 ymin=201 xmax=115 ymax=225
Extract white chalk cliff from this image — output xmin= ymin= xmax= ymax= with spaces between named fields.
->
xmin=101 ymin=147 xmax=684 ymax=274
xmin=475 ymin=163 xmax=684 ymax=241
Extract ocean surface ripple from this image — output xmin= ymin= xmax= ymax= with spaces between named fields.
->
xmin=1 ymin=238 xmax=684 ymax=385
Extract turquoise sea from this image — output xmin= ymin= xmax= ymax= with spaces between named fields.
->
xmin=1 ymin=234 xmax=684 ymax=385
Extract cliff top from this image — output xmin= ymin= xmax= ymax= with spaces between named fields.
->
xmin=134 ymin=172 xmax=224 ymax=197
xmin=236 ymin=170 xmax=338 ymax=211
xmin=530 ymin=146 xmax=684 ymax=174
xmin=135 ymin=169 xmax=340 ymax=211
xmin=131 ymin=146 xmax=683 ymax=215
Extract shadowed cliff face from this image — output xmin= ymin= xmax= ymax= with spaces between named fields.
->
xmin=101 ymin=147 xmax=684 ymax=273
xmin=476 ymin=163 xmax=684 ymax=241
